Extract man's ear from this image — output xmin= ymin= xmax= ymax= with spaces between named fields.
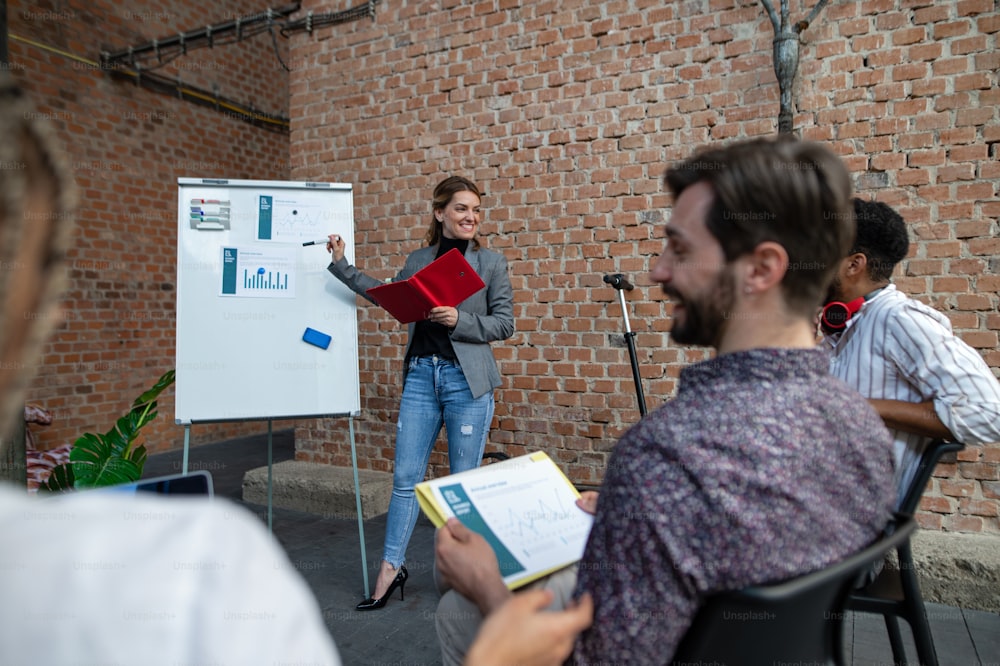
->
xmin=743 ymin=241 xmax=789 ymax=293
xmin=843 ymin=252 xmax=868 ymax=278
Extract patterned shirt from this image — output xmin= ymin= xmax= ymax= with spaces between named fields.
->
xmin=573 ymin=348 xmax=895 ymax=665
xmin=823 ymin=284 xmax=1000 ymax=507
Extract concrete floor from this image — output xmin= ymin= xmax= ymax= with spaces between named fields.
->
xmin=144 ymin=431 xmax=1000 ymax=665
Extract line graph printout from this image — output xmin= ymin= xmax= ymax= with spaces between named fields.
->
xmin=257 ymin=194 xmax=350 ymax=243
xmin=219 ymin=245 xmax=297 ymax=298
xmin=416 ymin=452 xmax=593 ymax=589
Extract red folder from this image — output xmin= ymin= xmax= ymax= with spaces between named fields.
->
xmin=366 ymin=249 xmax=486 ymax=324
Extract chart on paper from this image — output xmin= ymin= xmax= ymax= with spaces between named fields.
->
xmin=430 ymin=454 xmax=593 ymax=587
xmin=219 ymin=246 xmax=297 ymax=298
xmin=257 ymin=195 xmax=350 ymax=244
xmin=473 ymin=480 xmax=592 ymax=561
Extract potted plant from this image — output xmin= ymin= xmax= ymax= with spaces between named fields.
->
xmin=41 ymin=370 xmax=175 ymax=491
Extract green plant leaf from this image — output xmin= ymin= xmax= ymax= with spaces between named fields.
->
xmin=71 ymin=432 xmax=142 ymax=488
xmin=133 ymin=370 xmax=175 ymax=408
xmin=105 ymin=411 xmax=143 ymax=458
xmin=49 ymin=370 xmax=175 ymax=490
xmin=131 ymin=405 xmax=158 ymax=433
xmin=39 ymin=463 xmax=74 ymax=492
xmin=129 ymin=444 xmax=148 ymax=469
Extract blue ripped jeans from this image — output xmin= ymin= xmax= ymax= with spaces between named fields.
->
xmin=382 ymin=355 xmax=494 ymax=568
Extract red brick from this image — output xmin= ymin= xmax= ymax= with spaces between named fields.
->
xmin=913 ymin=6 xmax=951 ymax=24
xmin=898 ymin=132 xmax=935 ymax=149
xmin=869 ymin=47 xmax=905 ymax=67
xmin=956 ymin=182 xmax=995 ymax=200
xmin=955 ymin=221 xmax=993 ymax=238
xmin=915 ymin=513 xmax=943 ymax=530
xmin=926 ymin=241 xmax=964 ymax=259
xmin=941 ymin=515 xmax=984 ymax=533
xmin=938 ymin=164 xmax=976 ymax=182
xmin=872 ymin=82 xmax=906 ymax=101
xmin=875 ymin=11 xmax=907 ymax=30
xmin=894 ymin=98 xmax=929 ymax=115
xmin=960 ymin=332 xmax=1000 ymax=350
xmin=919 ymin=496 xmax=955 ymax=514
xmin=969 ymin=238 xmax=1000 ymax=255
xmin=955 ymin=107 xmax=995 ymax=126
xmin=952 ymin=35 xmax=989 ymax=55
xmin=893 ymin=26 xmax=927 ymax=45
xmin=951 ymin=258 xmax=988 ymax=275
xmin=932 ymin=57 xmax=972 ymax=76
xmin=933 ymin=20 xmax=973 ymax=39
xmin=940 ymin=127 xmax=978 ymax=145
xmin=960 ymin=499 xmax=1000 ymax=517
xmin=839 ymin=17 xmax=871 ymax=37
xmin=957 ymin=0 xmax=994 ymax=16
xmin=940 ymin=480 xmax=977 ymax=497
xmin=907 ymin=149 xmax=946 ymax=167
xmin=979 ymin=13 xmax=1000 ymax=33
xmin=934 ymin=93 xmax=973 ymax=111
xmin=891 ymin=62 xmax=929 ymax=81
xmin=933 ymin=277 xmax=970 ymax=293
xmin=912 ymin=78 xmax=947 ymax=98
xmin=954 ymin=72 xmax=993 ymax=91
xmin=956 ymin=294 xmax=992 ymax=313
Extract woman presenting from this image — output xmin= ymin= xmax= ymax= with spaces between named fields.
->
xmin=326 ymin=176 xmax=515 ymax=611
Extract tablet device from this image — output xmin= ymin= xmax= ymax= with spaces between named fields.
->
xmin=102 ymin=470 xmax=215 ymax=497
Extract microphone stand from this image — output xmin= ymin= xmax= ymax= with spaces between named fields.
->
xmin=604 ymin=273 xmax=647 ymax=417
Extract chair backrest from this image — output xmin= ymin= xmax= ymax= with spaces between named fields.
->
xmin=898 ymin=439 xmax=963 ymax=516
xmin=671 ymin=516 xmax=917 ymax=666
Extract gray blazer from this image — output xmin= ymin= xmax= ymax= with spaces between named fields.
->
xmin=328 ymin=244 xmax=514 ymax=399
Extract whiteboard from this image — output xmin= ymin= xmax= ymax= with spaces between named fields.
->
xmin=175 ymin=178 xmax=360 ymax=424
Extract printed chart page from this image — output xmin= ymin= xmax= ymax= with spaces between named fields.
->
xmin=419 ymin=452 xmax=593 ymax=589
xmin=219 ymin=246 xmax=297 ymax=298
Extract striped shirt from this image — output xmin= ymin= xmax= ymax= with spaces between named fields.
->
xmin=823 ymin=284 xmax=1000 ymax=507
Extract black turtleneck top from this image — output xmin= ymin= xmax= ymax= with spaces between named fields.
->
xmin=406 ymin=237 xmax=470 ymax=362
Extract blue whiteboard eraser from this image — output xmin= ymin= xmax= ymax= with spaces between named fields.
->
xmin=302 ymin=327 xmax=332 ymax=350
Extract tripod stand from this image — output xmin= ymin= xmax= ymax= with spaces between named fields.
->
xmin=604 ymin=273 xmax=647 ymax=417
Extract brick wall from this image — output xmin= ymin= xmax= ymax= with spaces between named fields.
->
xmin=289 ymin=0 xmax=999 ymax=533
xmin=9 ymin=0 xmax=292 ymax=455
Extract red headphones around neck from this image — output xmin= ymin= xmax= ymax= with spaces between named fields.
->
xmin=820 ymin=297 xmax=864 ymax=334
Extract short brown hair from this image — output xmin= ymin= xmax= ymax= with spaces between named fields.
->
xmin=665 ymin=137 xmax=853 ymax=316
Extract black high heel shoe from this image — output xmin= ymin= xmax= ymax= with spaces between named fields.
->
xmin=355 ymin=566 xmax=408 ymax=611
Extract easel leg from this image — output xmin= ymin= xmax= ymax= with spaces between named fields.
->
xmin=349 ymin=415 xmax=370 ymax=597
xmin=182 ymin=425 xmax=191 ymax=474
xmin=267 ymin=419 xmax=273 ymax=533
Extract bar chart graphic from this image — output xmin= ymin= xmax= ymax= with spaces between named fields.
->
xmin=220 ymin=246 xmax=296 ymax=299
xmin=244 ymin=266 xmax=290 ymax=290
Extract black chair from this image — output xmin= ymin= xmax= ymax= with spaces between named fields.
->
xmin=671 ymin=516 xmax=917 ymax=666
xmin=846 ymin=439 xmax=963 ymax=666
